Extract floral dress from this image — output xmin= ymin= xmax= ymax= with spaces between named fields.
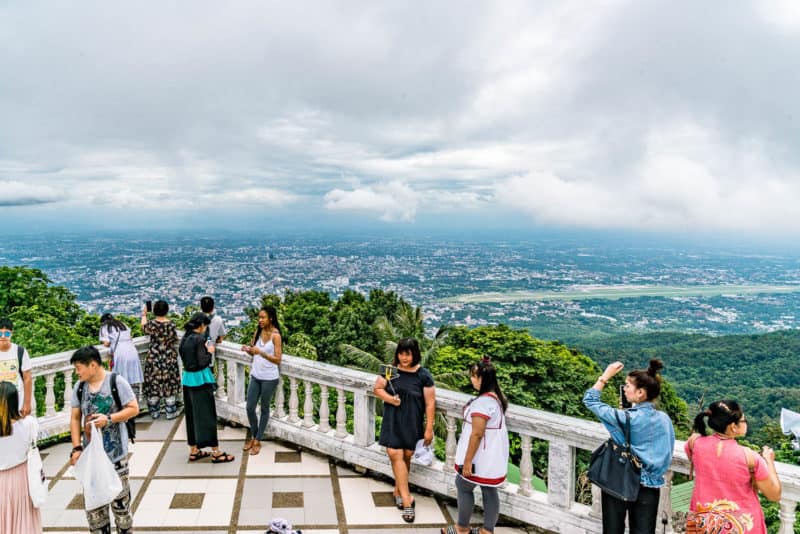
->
xmin=142 ymin=319 xmax=181 ymax=418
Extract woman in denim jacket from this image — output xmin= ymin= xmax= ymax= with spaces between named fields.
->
xmin=583 ymin=359 xmax=675 ymax=534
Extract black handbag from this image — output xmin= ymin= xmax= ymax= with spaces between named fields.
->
xmin=588 ymin=411 xmax=642 ymax=502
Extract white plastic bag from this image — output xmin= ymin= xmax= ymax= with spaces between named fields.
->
xmin=411 ymin=438 xmax=433 ymax=466
xmin=26 ymin=417 xmax=47 ymax=508
xmin=73 ymin=421 xmax=123 ymax=510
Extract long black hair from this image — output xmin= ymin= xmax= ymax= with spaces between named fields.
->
xmin=100 ymin=313 xmax=128 ymax=333
xmin=0 ymin=382 xmax=20 ymax=437
xmin=468 ymin=358 xmax=508 ymax=412
xmin=252 ymin=305 xmax=282 ymax=344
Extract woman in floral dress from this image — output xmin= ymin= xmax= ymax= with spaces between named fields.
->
xmin=140 ymin=300 xmax=181 ymax=419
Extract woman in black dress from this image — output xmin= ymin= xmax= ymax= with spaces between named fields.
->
xmin=373 ymin=338 xmax=436 ymax=523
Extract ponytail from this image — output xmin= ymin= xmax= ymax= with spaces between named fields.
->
xmin=693 ymin=401 xmax=742 ymax=435
xmin=628 ymin=358 xmax=664 ymax=401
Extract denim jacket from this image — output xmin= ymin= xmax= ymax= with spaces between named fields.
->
xmin=583 ymin=388 xmax=675 ymax=488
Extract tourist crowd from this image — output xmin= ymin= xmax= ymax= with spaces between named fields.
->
xmin=0 ymin=296 xmax=784 ymax=534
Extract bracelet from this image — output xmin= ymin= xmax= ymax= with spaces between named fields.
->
xmin=597 ymin=377 xmax=608 ymax=384
xmin=71 ymin=445 xmax=83 ymax=454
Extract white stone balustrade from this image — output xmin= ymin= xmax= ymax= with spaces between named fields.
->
xmin=26 ymin=337 xmax=800 ymax=533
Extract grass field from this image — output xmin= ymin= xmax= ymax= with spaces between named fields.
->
xmin=445 ymin=284 xmax=800 ymax=303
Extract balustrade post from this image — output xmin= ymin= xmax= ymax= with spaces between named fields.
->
xmin=335 ymin=387 xmax=347 ymax=438
xmin=303 ymin=381 xmax=315 ymax=428
xmin=590 ymin=484 xmax=602 ymax=519
xmin=353 ymin=390 xmax=375 ymax=447
xmin=62 ymin=370 xmax=73 ymax=414
xmin=318 ymin=385 xmax=330 ymax=433
xmin=657 ymin=470 xmax=674 ymax=534
xmin=779 ymin=498 xmax=798 ymax=534
xmin=45 ymin=373 xmax=56 ymax=417
xmin=547 ymin=440 xmax=576 ymax=509
xmin=274 ymin=377 xmax=286 ymax=418
xmin=445 ymin=415 xmax=457 ymax=471
xmin=226 ymin=361 xmax=245 ymax=405
xmin=215 ymin=358 xmax=226 ymax=399
xmin=288 ymin=377 xmax=300 ymax=423
xmin=518 ymin=434 xmax=533 ymax=496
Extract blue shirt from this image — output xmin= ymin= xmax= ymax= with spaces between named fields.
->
xmin=583 ymin=388 xmax=675 ymax=488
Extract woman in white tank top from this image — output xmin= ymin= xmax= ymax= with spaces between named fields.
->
xmin=241 ymin=306 xmax=282 ymax=456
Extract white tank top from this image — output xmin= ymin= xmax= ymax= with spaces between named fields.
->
xmin=250 ymin=334 xmax=279 ymax=380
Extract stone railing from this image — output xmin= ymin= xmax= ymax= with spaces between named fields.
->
xmin=29 ymin=339 xmax=800 ymax=534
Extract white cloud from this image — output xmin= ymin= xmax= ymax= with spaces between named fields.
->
xmin=324 ymin=181 xmax=419 ymax=222
xmin=0 ymin=180 xmax=61 ymax=207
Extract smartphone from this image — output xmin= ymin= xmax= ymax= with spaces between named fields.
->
xmin=620 ymin=384 xmax=632 ymax=409
xmin=145 ymin=300 xmax=152 ymax=313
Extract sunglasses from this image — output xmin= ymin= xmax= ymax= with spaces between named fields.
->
xmin=0 ymin=331 xmax=11 ymax=338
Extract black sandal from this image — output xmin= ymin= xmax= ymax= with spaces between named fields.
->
xmin=211 ymin=451 xmax=235 ymax=463
xmin=401 ymin=499 xmax=415 ymax=523
xmin=188 ymin=450 xmax=210 ymax=461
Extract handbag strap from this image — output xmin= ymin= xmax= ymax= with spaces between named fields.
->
xmin=614 ymin=411 xmax=632 ymax=450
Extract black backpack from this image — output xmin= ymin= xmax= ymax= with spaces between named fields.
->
xmin=76 ymin=372 xmax=136 ymax=443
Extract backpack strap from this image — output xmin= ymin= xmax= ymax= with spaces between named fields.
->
xmin=77 ymin=380 xmax=86 ymax=404
xmin=110 ymin=372 xmax=122 ymax=413
xmin=17 ymin=345 xmax=24 ymax=372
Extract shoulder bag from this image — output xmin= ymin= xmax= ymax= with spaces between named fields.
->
xmin=588 ymin=410 xmax=642 ymax=502
xmin=26 ymin=418 xmax=47 ymax=507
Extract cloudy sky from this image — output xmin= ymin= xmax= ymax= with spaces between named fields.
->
xmin=2 ymin=1 xmax=800 ymax=238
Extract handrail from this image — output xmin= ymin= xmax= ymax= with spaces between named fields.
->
xmin=26 ymin=338 xmax=800 ymax=534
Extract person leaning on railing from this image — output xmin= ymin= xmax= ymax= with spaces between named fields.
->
xmin=583 ymin=359 xmax=675 ymax=534
xmin=684 ymin=400 xmax=781 ymax=534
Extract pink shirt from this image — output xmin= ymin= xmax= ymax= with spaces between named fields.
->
xmin=686 ymin=435 xmax=770 ymax=534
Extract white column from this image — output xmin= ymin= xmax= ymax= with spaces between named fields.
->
xmin=657 ymin=470 xmax=674 ymax=534
xmin=288 ymin=377 xmax=300 ymax=423
xmin=302 ymin=380 xmax=315 ymax=428
xmin=518 ymin=434 xmax=533 ymax=496
xmin=335 ymin=387 xmax=347 ymax=438
xmin=62 ymin=370 xmax=74 ymax=414
xmin=353 ymin=390 xmax=375 ymax=447
xmin=445 ymin=415 xmax=457 ymax=471
xmin=779 ymin=498 xmax=798 ymax=534
xmin=547 ymin=440 xmax=576 ymax=509
xmin=215 ymin=357 xmax=226 ymax=399
xmin=274 ymin=376 xmax=285 ymax=418
xmin=318 ymin=385 xmax=330 ymax=433
xmin=45 ymin=373 xmax=56 ymax=417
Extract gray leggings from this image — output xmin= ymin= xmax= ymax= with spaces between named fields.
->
xmin=456 ymin=474 xmax=500 ymax=532
xmin=246 ymin=376 xmax=279 ymax=440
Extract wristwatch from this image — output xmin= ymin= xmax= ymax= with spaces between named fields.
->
xmin=71 ymin=445 xmax=83 ymax=457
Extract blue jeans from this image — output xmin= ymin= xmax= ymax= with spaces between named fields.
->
xmin=246 ymin=377 xmax=279 ymax=440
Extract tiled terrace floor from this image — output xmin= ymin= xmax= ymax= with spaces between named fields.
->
xmin=39 ymin=415 xmax=532 ymax=533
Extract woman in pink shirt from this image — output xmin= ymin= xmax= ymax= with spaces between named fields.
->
xmin=686 ymin=400 xmax=781 ymax=534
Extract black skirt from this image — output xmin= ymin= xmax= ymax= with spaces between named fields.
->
xmin=183 ymin=383 xmax=219 ymax=448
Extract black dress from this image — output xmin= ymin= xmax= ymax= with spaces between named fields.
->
xmin=378 ymin=367 xmax=434 ymax=450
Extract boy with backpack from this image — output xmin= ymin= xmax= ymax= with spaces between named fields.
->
xmin=69 ymin=345 xmax=139 ymax=534
xmin=0 ymin=317 xmax=33 ymax=416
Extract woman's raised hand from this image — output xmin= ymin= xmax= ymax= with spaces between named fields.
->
xmin=603 ymin=361 xmax=624 ymax=379
xmin=762 ymin=446 xmax=775 ymax=462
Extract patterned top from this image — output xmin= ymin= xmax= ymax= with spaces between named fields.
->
xmin=686 ymin=435 xmax=770 ymax=534
xmin=142 ymin=319 xmax=181 ymax=398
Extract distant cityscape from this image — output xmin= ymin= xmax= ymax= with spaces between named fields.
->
xmin=2 ymin=233 xmax=800 ymax=341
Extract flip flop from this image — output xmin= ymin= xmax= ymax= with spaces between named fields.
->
xmin=211 ymin=451 xmax=235 ymax=463
xmin=401 ymin=500 xmax=415 ymax=523
xmin=188 ymin=450 xmax=211 ymax=462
